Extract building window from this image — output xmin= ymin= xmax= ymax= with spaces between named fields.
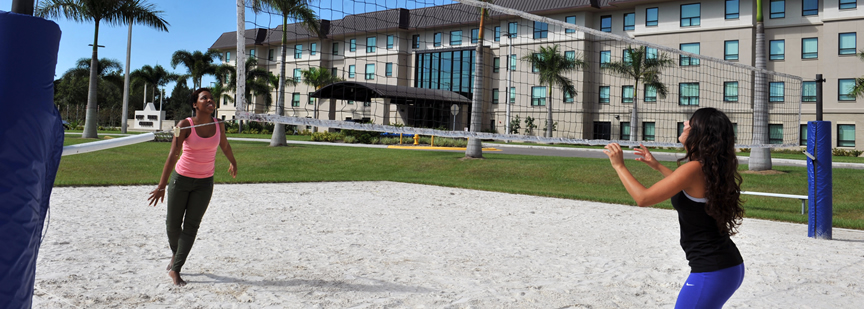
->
xmin=564 ymin=89 xmax=574 ymax=103
xmin=492 ymin=88 xmax=499 ymax=104
xmin=308 ymin=92 xmax=315 ymax=105
xmin=331 ymin=67 xmax=337 ymax=76
xmin=310 ymin=43 xmax=317 ymax=56
xmin=493 ymin=57 xmax=500 ymax=73
xmin=623 ymin=48 xmax=633 ymax=65
xmin=838 ymin=124 xmax=856 ymax=147
xmin=510 ymin=54 xmax=517 ymax=70
xmin=803 ymin=0 xmax=819 ymax=16
xmin=840 ymin=0 xmax=857 ymax=9
xmin=770 ymin=40 xmax=785 ymax=60
xmin=643 ymin=122 xmax=656 ymax=141
xmin=802 ymin=81 xmax=816 ymax=102
xmin=839 ymin=33 xmax=856 ymax=55
xmin=293 ymin=68 xmax=302 ymax=83
xmin=724 ymin=82 xmax=739 ymax=102
xmin=646 ymin=8 xmax=658 ymax=26
xmin=565 ymin=16 xmax=576 ymax=33
xmin=363 ymin=101 xmax=371 ymax=107
xmin=620 ymin=122 xmax=631 ymax=140
xmin=680 ymin=83 xmax=699 ymax=105
xmin=800 ymin=124 xmax=808 ymax=146
xmin=365 ymin=64 xmax=375 ymax=80
xmin=599 ymin=86 xmax=610 ymax=103
xmin=414 ymin=49 xmax=475 ymax=93
xmin=839 ymin=79 xmax=856 ymax=101
xmin=350 ymin=38 xmax=356 ymax=52
xmin=412 ymin=35 xmax=420 ymax=49
xmin=770 ymin=82 xmax=785 ymax=102
xmin=366 ymin=37 xmax=376 ymax=53
xmin=531 ymin=86 xmax=547 ymax=106
xmin=623 ymin=13 xmax=635 ymax=30
xmin=622 ymin=85 xmax=634 ymax=103
xmin=680 ymin=43 xmax=700 ymax=66
xmin=249 ymin=49 xmax=256 ymax=59
xmin=770 ymin=0 xmax=785 ymax=18
xmin=348 ymin=65 xmax=355 ymax=78
xmin=594 ymin=122 xmax=611 ymax=140
xmin=600 ymin=50 xmax=611 ymax=67
xmin=347 ymin=100 xmax=354 ymax=105
xmin=268 ymin=49 xmax=274 ymax=61
xmin=294 ymin=44 xmax=302 ymax=59
xmin=681 ymin=4 xmax=701 ymax=27
xmin=565 ymin=51 xmax=575 ymax=62
xmin=450 ymin=31 xmax=462 ymax=45
xmin=600 ymin=16 xmax=611 ymax=32
xmin=726 ymin=0 xmax=739 ymax=19
xmin=646 ymin=48 xmax=658 ymax=60
xmin=508 ymin=22 xmax=518 ymax=38
xmin=291 ymin=93 xmax=300 ymax=107
xmin=531 ymin=53 xmax=540 ymax=72
xmin=471 ymin=28 xmax=479 ymax=43
xmin=385 ymin=63 xmax=393 ymax=77
xmin=802 ymin=38 xmax=818 ymax=59
xmin=533 ymin=21 xmax=548 ymax=39
xmin=225 ymin=51 xmax=230 ymax=62
xmin=386 ymin=35 xmax=394 ymax=49
xmin=510 ymin=87 xmax=516 ymax=104
xmin=678 ymin=122 xmax=685 ymax=138
xmin=333 ymin=42 xmax=339 ymax=55
xmin=769 ymin=124 xmax=784 ymax=144
xmin=494 ymin=26 xmax=501 ymax=41
xmin=644 ymin=85 xmax=657 ymax=102
xmin=725 ymin=40 xmax=739 ymax=60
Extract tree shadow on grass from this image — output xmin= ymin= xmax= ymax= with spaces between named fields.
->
xmin=183 ymin=273 xmax=436 ymax=293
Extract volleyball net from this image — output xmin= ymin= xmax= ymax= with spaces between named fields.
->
xmin=230 ymin=0 xmax=802 ymax=148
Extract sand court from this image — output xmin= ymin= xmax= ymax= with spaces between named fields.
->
xmin=34 ymin=182 xmax=864 ymax=308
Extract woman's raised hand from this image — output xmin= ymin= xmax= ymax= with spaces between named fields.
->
xmin=634 ymin=144 xmax=660 ymax=169
xmin=603 ymin=143 xmax=626 ymax=169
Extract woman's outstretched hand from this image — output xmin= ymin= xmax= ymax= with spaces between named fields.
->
xmin=228 ymin=162 xmax=237 ymax=178
xmin=634 ymin=144 xmax=660 ymax=170
xmin=148 ymin=187 xmax=165 ymax=206
xmin=603 ymin=143 xmax=626 ymax=169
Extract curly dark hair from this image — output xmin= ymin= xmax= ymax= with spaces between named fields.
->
xmin=190 ymin=87 xmax=212 ymax=116
xmin=677 ymin=108 xmax=745 ymax=236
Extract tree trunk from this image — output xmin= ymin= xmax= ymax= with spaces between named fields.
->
xmin=750 ymin=21 xmax=772 ymax=170
xmin=546 ymin=85 xmax=553 ymax=137
xmin=121 ymin=21 xmax=132 ymax=134
xmin=465 ymin=11 xmax=485 ymax=158
xmin=630 ymin=81 xmax=639 ymax=142
xmin=270 ymin=14 xmax=289 ymax=146
xmin=82 ymin=21 xmax=101 ymax=138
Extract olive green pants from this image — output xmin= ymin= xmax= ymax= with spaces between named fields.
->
xmin=166 ymin=170 xmax=213 ymax=273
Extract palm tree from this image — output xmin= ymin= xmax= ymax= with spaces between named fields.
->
xmin=223 ymin=58 xmax=273 ymax=113
xmin=171 ymin=50 xmax=222 ymax=90
xmin=602 ymin=46 xmax=674 ymax=142
xmin=466 ymin=0 xmax=494 ymax=158
xmin=522 ymin=45 xmax=587 ymax=137
xmin=849 ymin=51 xmax=864 ymax=98
xmin=301 ymin=67 xmax=343 ymax=131
xmin=56 ymin=58 xmax=125 ymax=122
xmin=249 ymin=0 xmax=320 ymax=146
xmin=751 ymin=0 xmax=772 ymax=170
xmin=37 ymin=0 xmax=169 ymax=138
xmin=130 ymin=64 xmax=179 ymax=110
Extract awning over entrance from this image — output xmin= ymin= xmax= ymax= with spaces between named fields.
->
xmin=309 ymin=81 xmax=471 ymax=105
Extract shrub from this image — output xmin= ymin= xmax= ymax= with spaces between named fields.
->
xmin=343 ymin=136 xmax=357 ymax=143
xmin=833 ymin=148 xmax=864 ymax=157
xmin=311 ymin=131 xmax=340 ymax=142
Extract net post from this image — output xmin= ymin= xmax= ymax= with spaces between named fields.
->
xmin=807 ymin=120 xmax=832 ymax=239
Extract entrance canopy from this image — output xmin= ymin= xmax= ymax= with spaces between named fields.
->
xmin=309 ymin=81 xmax=471 ymax=105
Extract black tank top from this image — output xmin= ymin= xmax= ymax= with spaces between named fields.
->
xmin=671 ymin=191 xmax=743 ymax=273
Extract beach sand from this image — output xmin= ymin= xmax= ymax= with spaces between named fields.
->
xmin=34 ymin=182 xmax=864 ymax=308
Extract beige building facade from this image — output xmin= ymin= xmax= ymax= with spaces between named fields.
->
xmin=210 ymin=0 xmax=863 ymax=149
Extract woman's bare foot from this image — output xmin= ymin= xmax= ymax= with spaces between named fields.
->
xmin=168 ymin=270 xmax=186 ymax=286
xmin=166 ymin=256 xmax=175 ymax=271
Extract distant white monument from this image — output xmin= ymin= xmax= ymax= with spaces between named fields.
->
xmin=134 ymin=103 xmax=165 ymax=131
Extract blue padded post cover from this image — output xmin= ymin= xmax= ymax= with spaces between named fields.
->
xmin=0 ymin=10 xmax=63 ymax=309
xmin=807 ymin=121 xmax=832 ymax=239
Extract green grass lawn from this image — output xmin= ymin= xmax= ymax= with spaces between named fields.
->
xmin=57 ymin=137 xmax=864 ymax=230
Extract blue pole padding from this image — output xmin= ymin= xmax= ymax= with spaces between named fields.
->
xmin=807 ymin=121 xmax=832 ymax=239
xmin=0 ymin=11 xmax=63 ymax=308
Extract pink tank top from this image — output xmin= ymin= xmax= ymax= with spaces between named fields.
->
xmin=174 ymin=117 xmax=220 ymax=178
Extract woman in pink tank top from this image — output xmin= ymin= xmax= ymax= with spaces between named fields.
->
xmin=147 ymin=88 xmax=237 ymax=287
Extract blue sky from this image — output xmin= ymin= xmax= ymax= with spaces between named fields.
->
xmin=1 ymin=0 xmax=453 ymax=91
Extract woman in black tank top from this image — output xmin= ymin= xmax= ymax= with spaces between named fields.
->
xmin=602 ymin=108 xmax=745 ymax=308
